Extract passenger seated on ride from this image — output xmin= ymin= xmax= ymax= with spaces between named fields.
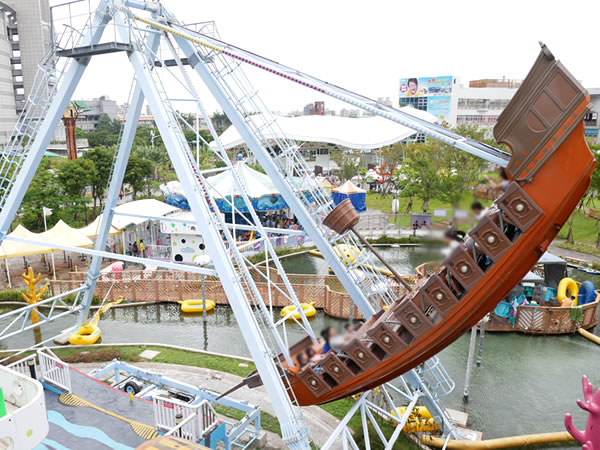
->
xmin=471 ymin=201 xmax=489 ymax=220
xmin=297 ymin=352 xmax=308 ymax=368
xmin=306 ymin=347 xmax=323 ymax=364
xmin=442 ymin=229 xmax=464 ymax=257
xmin=321 ymin=327 xmax=335 ymax=353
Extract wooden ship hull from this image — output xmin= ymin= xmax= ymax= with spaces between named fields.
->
xmin=416 ymin=262 xmax=600 ymax=334
xmin=286 ymin=47 xmax=597 ymax=406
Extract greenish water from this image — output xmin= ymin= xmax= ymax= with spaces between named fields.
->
xmin=1 ymin=246 xmax=598 ymax=444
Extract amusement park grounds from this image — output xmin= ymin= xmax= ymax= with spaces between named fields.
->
xmin=0 ymin=343 xmax=421 ymax=450
xmin=366 ymin=191 xmax=600 ymax=251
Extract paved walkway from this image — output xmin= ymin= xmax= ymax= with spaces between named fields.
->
xmin=548 ymin=241 xmax=600 ymax=265
xmin=74 ymin=362 xmax=342 ymax=449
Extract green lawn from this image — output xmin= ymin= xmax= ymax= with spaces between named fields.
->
xmin=365 ymin=191 xmax=489 ymax=228
xmin=51 ymin=344 xmax=256 ymax=377
xmin=556 ymin=209 xmax=599 ymax=245
xmin=368 ymin=191 xmax=600 ymax=247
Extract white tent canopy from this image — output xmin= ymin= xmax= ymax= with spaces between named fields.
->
xmin=206 ymin=162 xmax=279 ymax=199
xmin=0 ymin=225 xmax=50 ymax=259
xmin=78 ymin=215 xmax=121 ymax=238
xmin=332 ymin=180 xmax=366 ymax=195
xmin=213 ymin=107 xmax=439 ymax=150
xmin=112 ymin=199 xmax=179 ymax=230
xmin=41 ymin=220 xmax=94 ymax=251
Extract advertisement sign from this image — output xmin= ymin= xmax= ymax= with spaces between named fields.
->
xmin=399 ymin=75 xmax=453 ymax=121
xmin=399 ymin=76 xmax=453 ymax=97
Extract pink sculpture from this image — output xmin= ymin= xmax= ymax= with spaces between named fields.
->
xmin=565 ymin=375 xmax=600 ymax=450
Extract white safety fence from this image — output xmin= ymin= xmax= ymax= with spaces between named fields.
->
xmin=37 ymin=348 xmax=71 ymax=393
xmin=153 ymin=395 xmax=218 ymax=442
xmin=7 ymin=354 xmax=37 ymax=378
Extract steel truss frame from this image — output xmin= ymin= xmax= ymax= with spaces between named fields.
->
xmin=0 ymin=1 xmax=476 ymax=447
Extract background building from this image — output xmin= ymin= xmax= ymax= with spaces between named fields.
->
xmin=0 ymin=0 xmax=51 ymax=144
xmin=303 ymin=101 xmax=325 ymax=116
xmin=399 ymin=76 xmax=599 ymax=142
xmin=450 ymin=79 xmax=520 ymax=132
xmin=586 ymin=88 xmax=600 ymax=144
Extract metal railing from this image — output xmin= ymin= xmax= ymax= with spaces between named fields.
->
xmin=38 ymin=347 xmax=71 ymax=393
xmin=7 ymin=353 xmax=37 ymax=378
xmin=153 ymin=395 xmax=218 ymax=442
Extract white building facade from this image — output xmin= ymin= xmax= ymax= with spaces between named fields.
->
xmin=0 ymin=0 xmax=51 ymax=144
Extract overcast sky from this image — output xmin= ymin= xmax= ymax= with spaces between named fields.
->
xmin=66 ymin=0 xmax=600 ymax=115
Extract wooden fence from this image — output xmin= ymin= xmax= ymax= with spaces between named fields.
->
xmin=50 ymin=269 xmax=409 ymax=320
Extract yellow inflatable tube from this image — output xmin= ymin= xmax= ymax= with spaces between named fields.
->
xmin=557 ymin=277 xmax=578 ymax=305
xmin=391 ymin=406 xmax=440 ymax=433
xmin=310 ymin=244 xmax=365 ymax=264
xmin=178 ymin=299 xmax=216 ymax=313
xmin=281 ymin=302 xmax=316 ymax=320
xmin=68 ymin=323 xmax=101 ymax=346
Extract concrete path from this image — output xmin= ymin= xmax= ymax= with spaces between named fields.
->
xmin=74 ymin=362 xmax=342 ymax=449
xmin=548 ymin=241 xmax=600 ymax=265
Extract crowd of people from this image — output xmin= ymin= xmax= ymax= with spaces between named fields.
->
xmin=126 ymin=239 xmax=147 ymax=258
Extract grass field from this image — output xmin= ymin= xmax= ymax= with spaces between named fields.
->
xmin=365 ymin=191 xmax=491 ymax=228
xmin=367 ymin=191 xmax=600 ymax=248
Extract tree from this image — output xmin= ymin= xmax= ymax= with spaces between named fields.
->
xmin=397 ymin=141 xmax=444 ymax=213
xmin=19 ymin=158 xmax=63 ymax=231
xmin=436 ymin=147 xmax=487 ymax=218
xmin=211 ymin=111 xmax=231 ymax=134
xmin=75 ymin=127 xmax=87 ymax=139
xmin=124 ymin=153 xmax=153 ymax=200
xmin=330 ymin=150 xmax=359 ymax=181
xmin=82 ymin=146 xmax=114 ymax=216
xmin=56 ymin=158 xmax=96 ymax=224
xmin=87 ymin=114 xmax=122 ymax=147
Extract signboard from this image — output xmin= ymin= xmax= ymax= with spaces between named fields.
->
xmin=399 ymin=76 xmax=453 ymax=98
xmin=399 ymin=75 xmax=453 ymax=122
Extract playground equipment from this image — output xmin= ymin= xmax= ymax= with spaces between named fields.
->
xmin=0 ymin=0 xmax=593 ymax=447
xmin=21 ymin=267 xmax=48 ymax=325
xmin=178 ymin=299 xmax=215 ymax=313
xmin=565 ymin=375 xmax=600 ymax=449
xmin=68 ymin=296 xmax=124 ymax=345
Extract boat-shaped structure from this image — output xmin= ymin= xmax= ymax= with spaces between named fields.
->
xmin=283 ymin=46 xmax=597 ymax=406
xmin=416 ymin=254 xmax=600 ymax=334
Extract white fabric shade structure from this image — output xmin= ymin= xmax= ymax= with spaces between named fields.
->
xmin=206 ymin=162 xmax=278 ymax=198
xmin=0 ymin=221 xmax=93 ymax=258
xmin=0 ymin=225 xmax=50 ymax=258
xmin=40 ymin=220 xmax=94 ymax=250
xmin=213 ymin=107 xmax=439 ymax=150
xmin=78 ymin=215 xmax=121 ymax=238
xmin=112 ymin=199 xmax=179 ymax=230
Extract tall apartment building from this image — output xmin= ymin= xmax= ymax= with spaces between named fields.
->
xmin=0 ymin=0 xmax=51 ymax=143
